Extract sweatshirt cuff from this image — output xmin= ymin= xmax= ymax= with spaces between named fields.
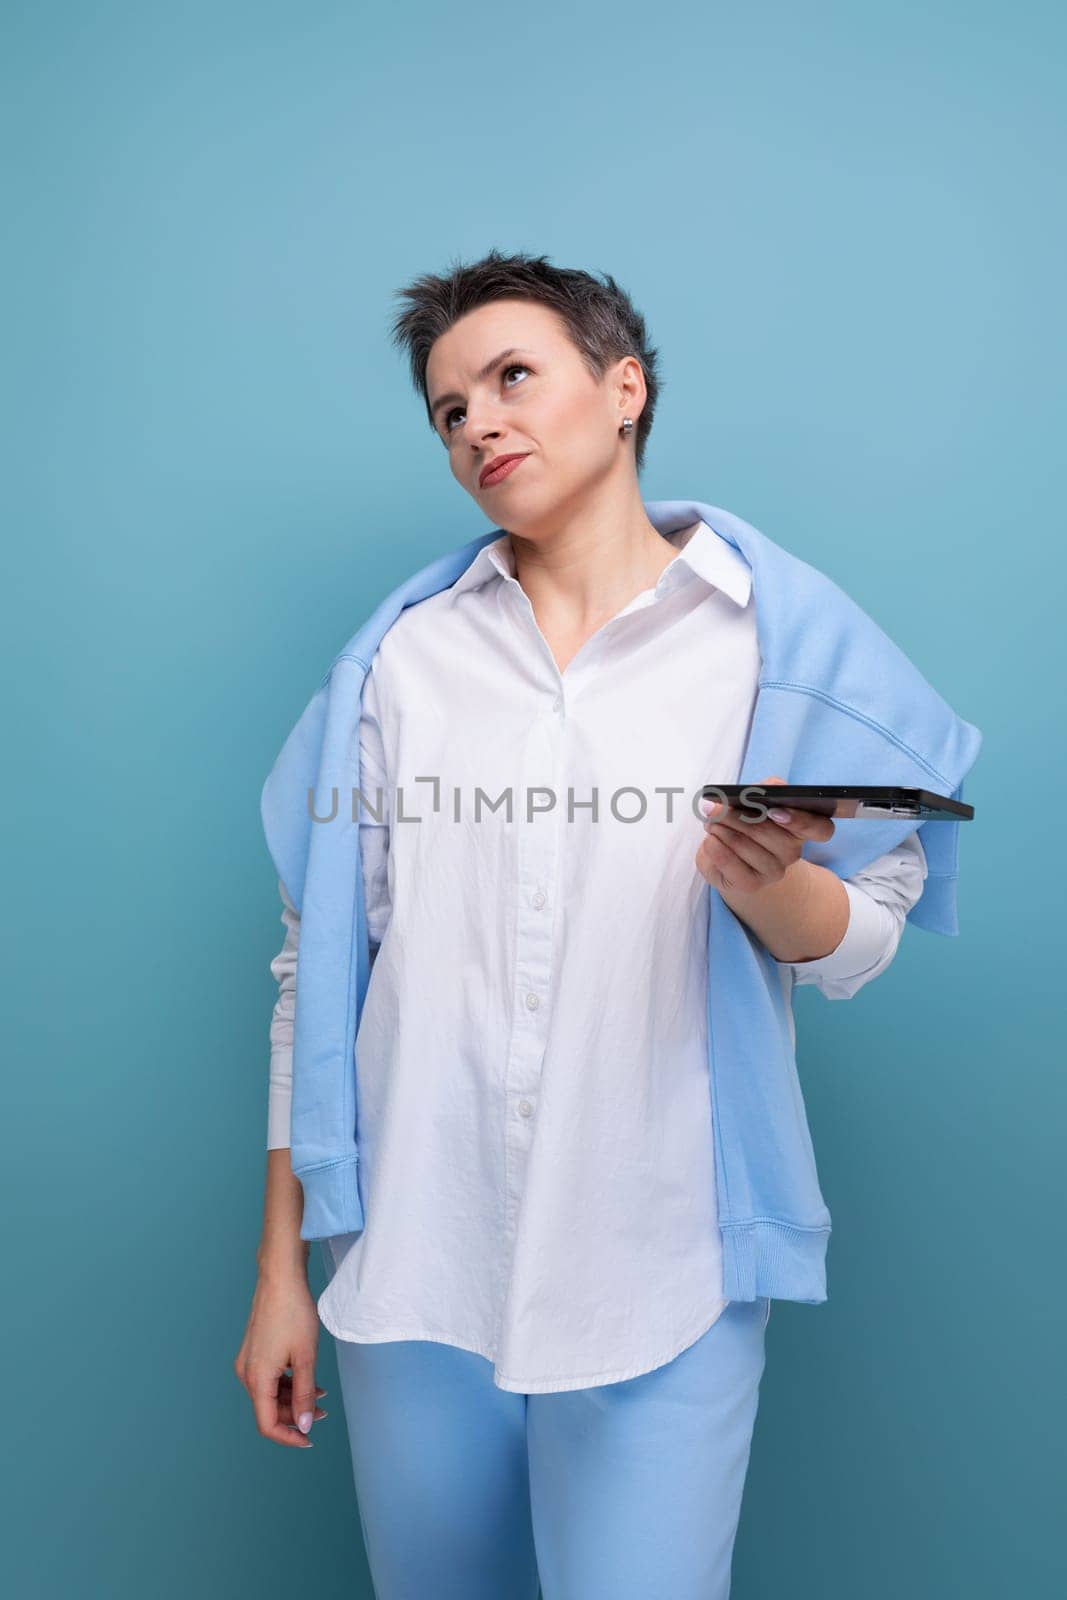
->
xmin=295 ymin=1155 xmax=366 ymax=1241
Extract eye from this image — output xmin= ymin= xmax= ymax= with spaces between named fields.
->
xmin=444 ymin=364 xmax=530 ymax=433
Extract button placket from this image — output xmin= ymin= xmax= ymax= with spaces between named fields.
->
xmin=500 ymin=686 xmax=564 ymax=1259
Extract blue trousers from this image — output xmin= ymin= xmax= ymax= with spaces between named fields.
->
xmin=319 ymin=1238 xmax=771 ymax=1600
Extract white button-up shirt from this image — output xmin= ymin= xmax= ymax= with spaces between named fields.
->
xmin=266 ymin=519 xmax=928 ymax=1393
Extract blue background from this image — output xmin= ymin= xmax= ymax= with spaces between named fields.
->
xmin=5 ymin=1 xmax=1062 ymax=1595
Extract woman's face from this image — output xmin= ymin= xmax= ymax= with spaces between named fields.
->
xmin=425 ymin=298 xmax=642 ymax=532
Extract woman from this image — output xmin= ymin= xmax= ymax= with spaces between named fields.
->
xmin=235 ymin=250 xmax=973 ymax=1598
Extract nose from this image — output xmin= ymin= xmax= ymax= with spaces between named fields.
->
xmin=469 ymin=422 xmax=502 ymax=468
xmin=467 ymin=410 xmax=502 ymax=444
xmin=458 ymin=387 xmax=505 ymax=441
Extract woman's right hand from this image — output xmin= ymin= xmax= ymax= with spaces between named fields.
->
xmin=234 ymin=1265 xmax=328 ymax=1449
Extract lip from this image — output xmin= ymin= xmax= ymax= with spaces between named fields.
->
xmin=479 ymin=453 xmax=529 ymax=488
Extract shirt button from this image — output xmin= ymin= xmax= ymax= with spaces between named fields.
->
xmin=532 ymin=890 xmax=546 ymax=909
xmin=524 ymin=991 xmax=540 ymax=1011
xmin=518 ymin=1099 xmax=534 ymax=1118
xmin=552 ymin=695 xmax=562 ymax=713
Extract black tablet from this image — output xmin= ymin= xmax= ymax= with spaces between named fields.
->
xmin=699 ymin=785 xmax=974 ymax=821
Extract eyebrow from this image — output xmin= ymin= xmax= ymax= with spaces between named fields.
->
xmin=429 ymin=348 xmax=535 ymax=423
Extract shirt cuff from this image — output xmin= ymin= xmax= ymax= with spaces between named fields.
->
xmin=267 ymin=1057 xmax=293 ymax=1149
xmin=783 ymin=877 xmax=899 ymax=990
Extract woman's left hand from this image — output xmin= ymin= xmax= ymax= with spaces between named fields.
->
xmin=695 ymin=775 xmax=835 ymax=896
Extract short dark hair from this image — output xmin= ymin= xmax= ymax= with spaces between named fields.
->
xmin=389 ymin=248 xmax=662 ymax=473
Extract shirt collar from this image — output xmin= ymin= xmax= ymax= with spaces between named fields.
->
xmin=445 ymin=518 xmax=752 ymax=609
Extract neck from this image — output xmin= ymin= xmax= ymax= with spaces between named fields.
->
xmin=505 ymin=486 xmax=674 ymax=630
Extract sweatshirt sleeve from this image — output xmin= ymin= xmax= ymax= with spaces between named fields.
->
xmin=266 ymin=659 xmax=393 ymax=1151
xmin=781 ymin=829 xmax=928 ymax=1000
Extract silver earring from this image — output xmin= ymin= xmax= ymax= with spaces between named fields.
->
xmin=620 ymin=417 xmax=634 ymax=435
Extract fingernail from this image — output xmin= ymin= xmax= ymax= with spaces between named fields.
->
xmin=298 ymin=1412 xmax=314 ymax=1433
xmin=768 ymin=808 xmax=791 ymax=823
